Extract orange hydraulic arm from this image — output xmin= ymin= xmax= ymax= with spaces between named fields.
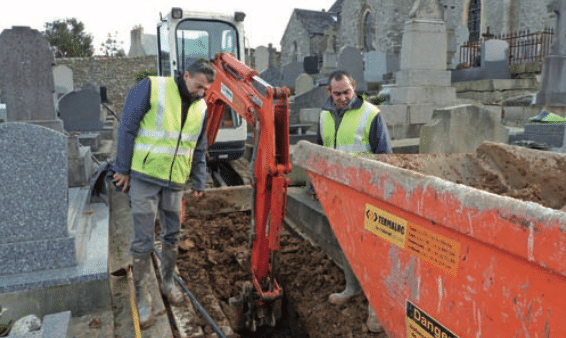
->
xmin=204 ymin=53 xmax=291 ymax=303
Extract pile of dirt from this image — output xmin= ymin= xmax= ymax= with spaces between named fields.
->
xmin=175 ymin=194 xmax=386 ymax=338
xmin=372 ymin=143 xmax=566 ymax=209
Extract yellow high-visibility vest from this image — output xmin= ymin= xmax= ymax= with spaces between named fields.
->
xmin=131 ymin=77 xmax=206 ymax=184
xmin=320 ymin=101 xmax=378 ymax=155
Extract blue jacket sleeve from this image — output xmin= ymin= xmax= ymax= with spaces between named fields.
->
xmin=369 ymin=113 xmax=393 ymax=154
xmin=188 ymin=112 xmax=208 ymax=191
xmin=113 ymin=79 xmax=151 ymax=175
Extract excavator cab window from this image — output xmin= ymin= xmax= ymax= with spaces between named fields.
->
xmin=175 ymin=20 xmax=239 ymax=75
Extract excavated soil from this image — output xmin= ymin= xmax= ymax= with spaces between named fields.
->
xmin=369 ymin=142 xmax=566 ymax=210
xmin=174 ymin=193 xmax=386 ymax=338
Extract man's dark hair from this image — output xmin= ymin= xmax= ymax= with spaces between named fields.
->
xmin=328 ymin=70 xmax=354 ymax=86
xmin=186 ymin=59 xmax=216 ymax=83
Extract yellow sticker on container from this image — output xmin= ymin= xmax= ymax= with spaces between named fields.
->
xmin=406 ymin=301 xmax=459 ymax=338
xmin=405 ymin=222 xmax=460 ymax=276
xmin=364 ymin=204 xmax=461 ymax=276
xmin=364 ymin=204 xmax=407 ymax=249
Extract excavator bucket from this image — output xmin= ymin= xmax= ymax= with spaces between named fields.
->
xmin=293 ymin=140 xmax=566 ymax=337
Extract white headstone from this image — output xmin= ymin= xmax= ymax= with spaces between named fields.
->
xmin=255 ymin=46 xmax=269 ymax=73
xmin=483 ymin=40 xmax=509 ymax=62
xmin=295 ymin=73 xmax=315 ymax=96
xmin=53 ymin=65 xmax=74 ymax=97
xmin=364 ymin=51 xmax=387 ymax=82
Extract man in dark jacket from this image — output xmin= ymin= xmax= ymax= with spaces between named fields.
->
xmin=113 ymin=60 xmax=215 ymax=329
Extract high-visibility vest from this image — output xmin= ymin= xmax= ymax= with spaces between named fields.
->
xmin=130 ymin=77 xmax=206 ymax=184
xmin=320 ymin=101 xmax=378 ymax=155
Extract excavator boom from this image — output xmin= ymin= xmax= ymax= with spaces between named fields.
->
xmin=204 ymin=53 xmax=291 ymax=330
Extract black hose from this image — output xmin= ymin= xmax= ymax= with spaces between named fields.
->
xmin=154 ymin=251 xmax=228 ymax=338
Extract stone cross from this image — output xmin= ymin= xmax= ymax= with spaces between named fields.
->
xmin=324 ymin=27 xmax=337 ymax=54
xmin=408 ymin=0 xmax=444 ymax=21
xmin=548 ymin=0 xmax=566 ymax=55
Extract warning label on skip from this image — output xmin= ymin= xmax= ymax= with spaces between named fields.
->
xmin=364 ymin=204 xmax=407 ymax=248
xmin=364 ymin=204 xmax=460 ymax=276
xmin=406 ymin=301 xmax=459 ymax=338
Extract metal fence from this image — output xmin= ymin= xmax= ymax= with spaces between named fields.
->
xmin=459 ymin=27 xmax=554 ymax=68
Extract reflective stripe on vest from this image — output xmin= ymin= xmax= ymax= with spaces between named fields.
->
xmin=130 ymin=76 xmax=206 ymax=184
xmin=320 ymin=101 xmax=377 ymax=155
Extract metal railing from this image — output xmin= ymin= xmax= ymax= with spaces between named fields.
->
xmin=459 ymin=27 xmax=554 ymax=68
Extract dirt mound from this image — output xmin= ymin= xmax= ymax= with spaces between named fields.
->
xmin=372 ymin=142 xmax=566 ymax=209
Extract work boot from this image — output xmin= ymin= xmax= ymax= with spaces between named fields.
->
xmin=160 ymin=243 xmax=185 ymax=306
xmin=132 ymin=254 xmax=155 ymax=329
xmin=328 ymin=264 xmax=362 ymax=305
xmin=367 ymin=305 xmax=384 ymax=333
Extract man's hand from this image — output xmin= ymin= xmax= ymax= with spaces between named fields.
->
xmin=113 ymin=173 xmax=130 ymax=193
xmin=193 ymin=190 xmax=204 ymax=198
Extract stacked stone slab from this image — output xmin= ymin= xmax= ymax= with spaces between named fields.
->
xmin=381 ymin=0 xmax=457 ymax=139
xmin=536 ymin=0 xmax=566 ymax=107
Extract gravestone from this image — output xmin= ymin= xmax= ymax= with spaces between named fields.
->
xmin=536 ymin=0 xmax=566 ymax=106
xmin=481 ymin=39 xmax=510 ymax=79
xmin=363 ymin=51 xmax=387 ymax=83
xmin=281 ymin=61 xmax=305 ymax=90
xmin=0 ymin=123 xmax=75 ymax=275
xmin=295 ymin=73 xmax=315 ymax=96
xmin=304 ymin=56 xmax=322 ymax=75
xmin=254 ymin=45 xmax=269 ymax=73
xmin=338 ymin=46 xmax=367 ymax=92
xmin=419 ymin=105 xmax=509 ymax=153
xmin=53 ymin=65 xmax=74 ymax=98
xmin=0 ymin=27 xmax=63 ymax=132
xmin=128 ymin=26 xmax=146 ymax=57
xmin=260 ymin=66 xmax=283 ymax=87
xmin=57 ymin=86 xmax=103 ymax=132
xmin=383 ymin=0 xmax=457 ymax=139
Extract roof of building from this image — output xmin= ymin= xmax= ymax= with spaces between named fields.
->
xmin=294 ymin=9 xmax=338 ymax=35
xmin=328 ymin=0 xmax=344 ymax=14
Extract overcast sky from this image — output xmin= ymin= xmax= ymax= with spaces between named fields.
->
xmin=0 ymin=0 xmax=334 ymax=54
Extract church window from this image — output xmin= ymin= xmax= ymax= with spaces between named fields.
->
xmin=468 ymin=0 xmax=481 ymax=41
xmin=362 ymin=11 xmax=374 ymax=51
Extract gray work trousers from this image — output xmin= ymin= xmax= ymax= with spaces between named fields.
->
xmin=129 ymin=177 xmax=183 ymax=257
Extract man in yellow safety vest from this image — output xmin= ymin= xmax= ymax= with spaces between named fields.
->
xmin=113 ymin=59 xmax=215 ymax=329
xmin=317 ymin=70 xmax=392 ymax=333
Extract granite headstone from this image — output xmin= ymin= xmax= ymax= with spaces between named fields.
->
xmin=259 ymin=66 xmax=283 ymax=87
xmin=281 ymin=61 xmax=305 ymax=90
xmin=337 ymin=46 xmax=367 ymax=91
xmin=0 ymin=27 xmax=63 ymax=132
xmin=0 ymin=122 xmax=75 ymax=276
xmin=57 ymin=86 xmax=104 ymax=132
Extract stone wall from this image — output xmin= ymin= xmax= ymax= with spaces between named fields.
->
xmin=281 ymin=0 xmax=555 ymax=67
xmin=56 ymin=55 xmax=156 ymax=117
xmin=281 ymin=13 xmax=311 ymax=64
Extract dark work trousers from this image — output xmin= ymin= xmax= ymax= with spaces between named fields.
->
xmin=129 ymin=177 xmax=183 ymax=257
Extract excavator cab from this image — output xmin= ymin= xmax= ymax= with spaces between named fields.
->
xmin=157 ymin=8 xmax=247 ymax=163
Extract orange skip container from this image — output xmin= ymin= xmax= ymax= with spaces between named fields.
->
xmin=293 ymin=141 xmax=566 ymax=338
